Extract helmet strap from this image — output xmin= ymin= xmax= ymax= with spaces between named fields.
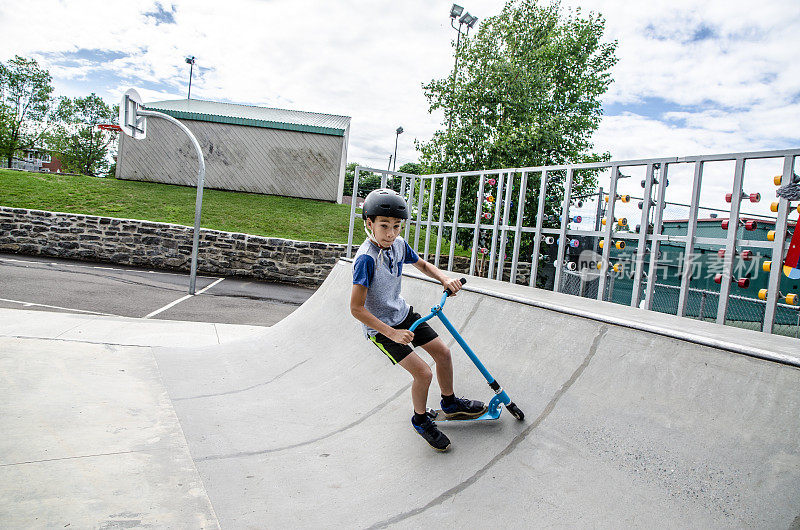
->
xmin=363 ymin=221 xmax=381 ymax=247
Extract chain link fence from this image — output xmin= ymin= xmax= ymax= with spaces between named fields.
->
xmin=559 ymin=268 xmax=800 ymax=338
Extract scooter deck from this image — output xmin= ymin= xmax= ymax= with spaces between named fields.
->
xmin=428 ymin=407 xmax=501 ymax=422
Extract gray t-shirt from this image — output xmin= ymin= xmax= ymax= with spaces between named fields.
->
xmin=352 ymin=236 xmax=420 ymax=337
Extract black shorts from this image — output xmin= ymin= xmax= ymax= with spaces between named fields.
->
xmin=368 ymin=307 xmax=439 ymax=365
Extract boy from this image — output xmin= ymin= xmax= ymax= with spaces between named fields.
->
xmin=350 ymin=188 xmax=487 ymax=452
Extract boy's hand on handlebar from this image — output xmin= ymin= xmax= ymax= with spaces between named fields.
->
xmin=388 ymin=329 xmax=414 ymax=345
xmin=443 ymin=277 xmax=462 ymax=296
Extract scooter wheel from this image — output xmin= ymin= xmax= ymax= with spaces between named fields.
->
xmin=506 ymin=402 xmax=524 ymax=421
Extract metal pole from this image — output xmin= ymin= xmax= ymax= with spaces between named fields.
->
xmin=631 ymin=164 xmax=654 ymax=307
xmin=716 ymin=157 xmax=746 ymax=325
xmin=677 ymin=161 xmax=704 ymax=316
xmin=644 ymin=164 xmax=669 ymax=310
xmin=188 ymin=62 xmax=193 ymax=99
xmin=434 ymin=176 xmax=449 ymax=268
xmin=597 ymin=166 xmax=620 ymax=301
xmin=469 ymin=173 xmax=486 ymax=276
xmin=554 ymin=168 xmax=575 ymax=293
xmin=763 ymin=155 xmax=795 ymax=333
xmin=346 ymin=167 xmax=361 ymax=258
xmin=448 ymin=24 xmax=463 ymax=130
xmin=393 ymin=133 xmax=399 ymax=172
xmin=699 ymin=291 xmax=707 ymax=321
xmin=530 ymin=170 xmax=549 ymax=287
xmin=509 ymin=171 xmax=528 ymax=284
xmin=138 ymin=109 xmax=206 ymax=295
xmin=594 ymin=187 xmax=604 ymax=259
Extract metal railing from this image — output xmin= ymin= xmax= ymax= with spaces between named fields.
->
xmin=557 ymin=268 xmax=800 ymax=337
xmin=346 ymin=148 xmax=800 ymax=336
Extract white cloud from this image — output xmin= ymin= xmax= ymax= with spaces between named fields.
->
xmin=562 ymin=0 xmax=800 ymax=110
xmin=1 ymin=0 xmax=798 ymax=173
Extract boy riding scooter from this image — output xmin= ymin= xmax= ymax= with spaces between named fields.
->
xmin=350 ymin=188 xmax=487 ymax=451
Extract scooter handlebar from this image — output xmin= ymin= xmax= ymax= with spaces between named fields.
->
xmin=444 ymin=277 xmax=467 ymax=296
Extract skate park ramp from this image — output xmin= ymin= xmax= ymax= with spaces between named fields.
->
xmin=153 ymin=260 xmax=800 ymax=528
xmin=3 ymin=259 xmax=800 ymax=528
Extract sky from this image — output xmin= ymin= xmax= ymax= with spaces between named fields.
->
xmin=1 ymin=0 xmax=799 ymax=214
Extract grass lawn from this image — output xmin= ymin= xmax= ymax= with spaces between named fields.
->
xmin=0 ymin=169 xmax=354 ymax=242
xmin=0 ymin=169 xmax=468 ymax=255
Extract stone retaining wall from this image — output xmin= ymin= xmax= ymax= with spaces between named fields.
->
xmin=0 ymin=207 xmax=349 ymax=286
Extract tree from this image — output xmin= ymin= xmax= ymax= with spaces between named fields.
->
xmin=343 ymin=162 xmax=384 ymax=197
xmin=398 ymin=162 xmax=423 ymax=175
xmin=0 ymin=56 xmax=55 ymax=168
xmin=416 ymin=0 xmax=618 ymax=280
xmin=48 ymin=93 xmax=118 ymax=175
xmin=419 ymin=0 xmax=617 ymax=173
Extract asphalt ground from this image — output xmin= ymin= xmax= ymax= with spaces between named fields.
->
xmin=0 ymin=252 xmax=316 ymax=327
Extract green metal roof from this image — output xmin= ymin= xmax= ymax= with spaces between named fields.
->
xmin=144 ymin=99 xmax=350 ymax=137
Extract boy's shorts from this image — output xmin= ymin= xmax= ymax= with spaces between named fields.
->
xmin=368 ymin=307 xmax=438 ymax=365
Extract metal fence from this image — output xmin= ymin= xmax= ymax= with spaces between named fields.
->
xmin=346 ymin=148 xmax=800 ymax=337
xmin=557 ymin=269 xmax=800 ymax=338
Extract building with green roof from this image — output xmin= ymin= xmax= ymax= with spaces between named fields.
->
xmin=116 ymin=99 xmax=351 ymax=202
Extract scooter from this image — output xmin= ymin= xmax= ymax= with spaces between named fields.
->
xmin=409 ymin=278 xmax=525 ymax=422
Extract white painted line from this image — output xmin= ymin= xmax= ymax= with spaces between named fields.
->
xmin=196 ymin=277 xmax=225 ymax=295
xmin=0 ymin=257 xmax=217 ymax=278
xmin=142 ymin=277 xmax=225 ymax=319
xmin=0 ymin=298 xmax=119 ymax=317
xmin=143 ymin=294 xmax=193 ymax=319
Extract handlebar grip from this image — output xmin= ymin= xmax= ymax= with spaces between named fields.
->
xmin=445 ymin=278 xmax=467 ymax=295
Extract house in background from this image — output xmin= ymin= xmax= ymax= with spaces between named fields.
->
xmin=4 ymin=148 xmax=63 ymax=173
xmin=116 ymin=99 xmax=351 ymax=203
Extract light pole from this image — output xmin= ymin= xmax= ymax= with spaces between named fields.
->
xmin=448 ymin=5 xmax=478 ymax=129
xmin=393 ymin=126 xmax=403 ymax=172
xmin=185 ymin=56 xmax=196 ymax=99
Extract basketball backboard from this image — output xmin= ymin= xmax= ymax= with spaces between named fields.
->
xmin=119 ymin=88 xmax=147 ymax=139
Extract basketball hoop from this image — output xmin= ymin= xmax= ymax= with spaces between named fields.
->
xmin=117 ymin=86 xmax=206 ymax=295
xmin=98 ymin=124 xmax=122 ymax=132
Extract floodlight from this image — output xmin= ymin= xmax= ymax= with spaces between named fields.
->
xmin=460 ymin=12 xmax=477 ymax=28
xmin=448 ymin=4 xmax=478 ymax=130
xmin=396 ymin=126 xmax=404 ymax=135
xmin=185 ymin=56 xmax=195 ymax=65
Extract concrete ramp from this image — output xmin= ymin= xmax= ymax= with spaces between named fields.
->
xmin=151 ymin=260 xmax=800 ymax=528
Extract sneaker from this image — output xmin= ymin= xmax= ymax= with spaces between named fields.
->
xmin=412 ymin=413 xmax=451 ymax=452
xmin=440 ymin=396 xmax=488 ymax=420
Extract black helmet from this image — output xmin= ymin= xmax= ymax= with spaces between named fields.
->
xmin=362 ymin=188 xmax=409 ymax=220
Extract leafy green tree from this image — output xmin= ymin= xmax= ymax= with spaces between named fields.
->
xmin=397 ymin=162 xmax=423 ymax=175
xmin=416 ymin=0 xmax=617 ymax=280
xmin=343 ymin=162 xmax=384 ymax=197
xmin=48 ymin=93 xmax=118 ymax=176
xmin=419 ymin=0 xmax=616 ymax=172
xmin=0 ymin=56 xmax=55 ymax=168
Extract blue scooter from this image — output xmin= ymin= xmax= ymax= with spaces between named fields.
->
xmin=409 ymin=278 xmax=525 ymax=422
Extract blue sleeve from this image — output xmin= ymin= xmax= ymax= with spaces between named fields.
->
xmin=403 ymin=240 xmax=419 ymax=264
xmin=353 ymin=254 xmax=375 ymax=287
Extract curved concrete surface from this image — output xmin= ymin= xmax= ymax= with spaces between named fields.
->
xmin=150 ymin=260 xmax=800 ymax=528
